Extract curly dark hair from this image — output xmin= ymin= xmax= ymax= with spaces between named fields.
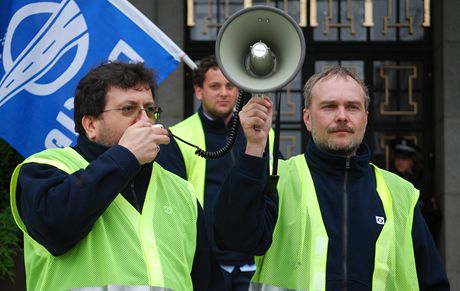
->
xmin=192 ymin=55 xmax=219 ymax=88
xmin=73 ymin=61 xmax=157 ymax=136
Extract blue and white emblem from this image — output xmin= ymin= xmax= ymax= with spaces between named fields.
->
xmin=0 ymin=0 xmax=88 ymax=107
xmin=0 ymin=0 xmax=182 ymax=157
xmin=375 ymin=216 xmax=385 ymax=225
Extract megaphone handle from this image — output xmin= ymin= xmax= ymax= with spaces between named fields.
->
xmin=272 ymin=91 xmax=281 ymax=176
xmin=251 ymin=93 xmax=267 ymax=132
xmin=263 ymin=91 xmax=281 ymax=192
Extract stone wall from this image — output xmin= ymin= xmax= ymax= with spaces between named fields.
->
xmin=434 ymin=0 xmax=460 ymax=289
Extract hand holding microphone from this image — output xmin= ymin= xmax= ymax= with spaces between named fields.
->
xmin=119 ymin=121 xmax=170 ymax=164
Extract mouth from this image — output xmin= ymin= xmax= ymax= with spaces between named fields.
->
xmin=329 ymin=128 xmax=354 ymax=134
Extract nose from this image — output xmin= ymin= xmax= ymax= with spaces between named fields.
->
xmin=336 ymin=106 xmax=348 ymax=122
xmin=137 ymin=107 xmax=151 ymax=122
xmin=219 ymin=86 xmax=229 ymax=98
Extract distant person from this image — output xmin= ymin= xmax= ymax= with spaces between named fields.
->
xmin=157 ymin=55 xmax=276 ymax=290
xmin=391 ymin=137 xmax=442 ymax=245
xmin=214 ymin=66 xmax=449 ymax=290
xmin=390 ymin=137 xmax=422 ymax=186
xmin=10 ymin=61 xmax=223 ymax=290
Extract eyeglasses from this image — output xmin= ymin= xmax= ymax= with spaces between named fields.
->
xmin=102 ymin=104 xmax=162 ymax=120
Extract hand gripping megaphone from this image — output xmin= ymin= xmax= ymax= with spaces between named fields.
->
xmin=215 ymin=6 xmax=306 ymax=93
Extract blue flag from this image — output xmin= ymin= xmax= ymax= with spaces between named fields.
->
xmin=0 ymin=0 xmax=188 ymax=157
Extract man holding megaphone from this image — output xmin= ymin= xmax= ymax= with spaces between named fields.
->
xmin=158 ymin=55 xmax=277 ymax=290
xmin=214 ymin=66 xmax=449 ymax=290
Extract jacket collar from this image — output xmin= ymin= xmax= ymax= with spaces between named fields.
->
xmin=73 ymin=135 xmax=108 ymax=162
xmin=198 ymin=106 xmax=236 ymax=133
xmin=305 ymin=138 xmax=371 ymax=177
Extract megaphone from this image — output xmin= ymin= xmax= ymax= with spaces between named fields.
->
xmin=182 ymin=6 xmax=305 ymax=160
xmin=215 ymin=6 xmax=305 ymax=93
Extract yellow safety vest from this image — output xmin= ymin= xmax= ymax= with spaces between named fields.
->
xmin=10 ymin=147 xmax=197 ymax=291
xmin=170 ymin=112 xmax=275 ymax=206
xmin=250 ymin=155 xmax=419 ymax=291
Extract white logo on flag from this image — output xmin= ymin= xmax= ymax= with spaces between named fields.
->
xmin=0 ymin=0 xmax=89 ymax=107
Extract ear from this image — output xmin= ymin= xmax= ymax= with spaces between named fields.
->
xmin=365 ymin=110 xmax=369 ymax=128
xmin=81 ymin=115 xmax=97 ymax=141
xmin=194 ymin=85 xmax=203 ymax=101
xmin=303 ymin=108 xmax=312 ymax=132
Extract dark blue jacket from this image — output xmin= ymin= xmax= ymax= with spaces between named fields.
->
xmin=16 ymin=135 xmax=224 ymax=290
xmin=214 ymin=138 xmax=450 ymax=290
xmin=157 ymin=107 xmax=254 ymax=266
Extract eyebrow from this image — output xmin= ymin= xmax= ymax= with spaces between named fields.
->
xmin=121 ymin=99 xmax=154 ymax=104
xmin=317 ymin=99 xmax=364 ymax=107
xmin=317 ymin=100 xmax=337 ymax=106
xmin=345 ymin=100 xmax=364 ymax=107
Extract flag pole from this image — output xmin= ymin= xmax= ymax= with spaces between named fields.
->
xmin=181 ymin=55 xmax=198 ymax=71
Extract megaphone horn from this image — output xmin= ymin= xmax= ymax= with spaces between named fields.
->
xmin=215 ymin=6 xmax=306 ymax=93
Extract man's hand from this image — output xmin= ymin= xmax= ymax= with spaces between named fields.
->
xmin=118 ymin=121 xmax=170 ymax=164
xmin=239 ymin=96 xmax=273 ymax=157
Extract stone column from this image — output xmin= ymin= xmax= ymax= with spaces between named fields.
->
xmin=433 ymin=0 xmax=460 ymax=288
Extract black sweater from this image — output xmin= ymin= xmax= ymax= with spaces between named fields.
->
xmin=16 ymin=135 xmax=223 ymax=290
xmin=214 ymin=138 xmax=450 ymax=290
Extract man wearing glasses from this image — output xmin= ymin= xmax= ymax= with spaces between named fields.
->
xmin=10 ymin=61 xmax=223 ymax=291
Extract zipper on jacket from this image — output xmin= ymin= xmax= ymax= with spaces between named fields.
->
xmin=342 ymin=157 xmax=350 ymax=290
xmin=130 ymin=182 xmax=141 ymax=212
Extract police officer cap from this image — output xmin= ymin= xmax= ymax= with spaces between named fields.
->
xmin=391 ymin=137 xmax=420 ymax=156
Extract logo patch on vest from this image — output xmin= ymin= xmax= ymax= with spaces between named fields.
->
xmin=163 ymin=206 xmax=173 ymax=215
xmin=375 ymin=216 xmax=385 ymax=225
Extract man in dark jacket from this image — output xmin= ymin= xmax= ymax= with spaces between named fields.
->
xmin=11 ymin=61 xmax=223 ymax=290
xmin=214 ymin=66 xmax=450 ymax=290
xmin=157 ymin=55 xmax=259 ymax=291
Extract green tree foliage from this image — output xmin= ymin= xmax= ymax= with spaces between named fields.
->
xmin=0 ymin=139 xmax=23 ymax=281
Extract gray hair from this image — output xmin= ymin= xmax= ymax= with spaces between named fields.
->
xmin=303 ymin=65 xmax=370 ymax=109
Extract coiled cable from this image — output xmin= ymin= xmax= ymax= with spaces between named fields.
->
xmin=168 ymin=90 xmax=248 ymax=159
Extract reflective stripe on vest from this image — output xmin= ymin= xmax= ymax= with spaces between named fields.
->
xmin=70 ymin=285 xmax=172 ymax=291
xmin=249 ymin=282 xmax=299 ymax=290
xmin=170 ymin=113 xmax=206 ymax=205
xmin=170 ymin=112 xmax=276 ymax=206
xmin=250 ymin=155 xmax=419 ymax=291
xmin=10 ymin=147 xmax=197 ymax=291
